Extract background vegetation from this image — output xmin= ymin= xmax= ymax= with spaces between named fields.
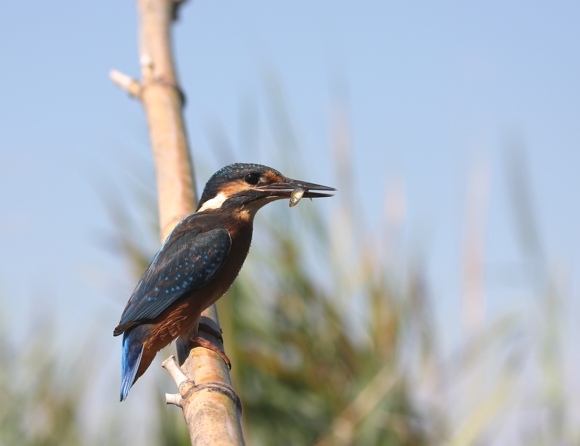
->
xmin=0 ymin=83 xmax=577 ymax=445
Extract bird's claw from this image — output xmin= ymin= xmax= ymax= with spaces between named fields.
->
xmin=198 ymin=322 xmax=224 ymax=343
xmin=189 ymin=334 xmax=232 ymax=370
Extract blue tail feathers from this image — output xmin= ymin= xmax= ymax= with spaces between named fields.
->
xmin=120 ymin=329 xmax=144 ymax=401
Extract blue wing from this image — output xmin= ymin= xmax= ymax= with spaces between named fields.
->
xmin=115 ymin=227 xmax=231 ymax=332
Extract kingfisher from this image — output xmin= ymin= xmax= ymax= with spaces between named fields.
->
xmin=114 ymin=163 xmax=335 ymax=401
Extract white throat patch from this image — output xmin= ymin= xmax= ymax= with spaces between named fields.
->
xmin=197 ymin=192 xmax=227 ymax=212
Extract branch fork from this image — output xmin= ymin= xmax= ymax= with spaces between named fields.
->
xmin=162 ymin=355 xmax=242 ymax=414
xmin=162 ymin=355 xmax=196 ymax=406
xmin=109 ymin=69 xmax=143 ymax=98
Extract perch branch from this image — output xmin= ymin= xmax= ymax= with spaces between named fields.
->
xmin=112 ymin=0 xmax=244 ymax=443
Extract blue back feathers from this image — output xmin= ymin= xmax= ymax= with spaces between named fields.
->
xmin=117 ymin=227 xmax=232 ymax=330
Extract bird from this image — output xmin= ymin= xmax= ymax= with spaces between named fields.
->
xmin=113 ymin=163 xmax=335 ymax=401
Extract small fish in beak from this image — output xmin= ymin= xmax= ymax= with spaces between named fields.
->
xmin=289 ymin=187 xmax=307 ymax=207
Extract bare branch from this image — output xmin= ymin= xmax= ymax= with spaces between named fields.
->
xmin=137 ymin=0 xmax=196 ymax=239
xmin=166 ymin=393 xmax=185 ymax=407
xmin=161 ymin=355 xmax=189 ymax=388
xmin=109 ymin=70 xmax=142 ymax=98
xmin=112 ymin=0 xmax=244 ymax=443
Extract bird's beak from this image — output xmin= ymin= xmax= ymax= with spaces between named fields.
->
xmin=256 ymin=177 xmax=336 ymax=199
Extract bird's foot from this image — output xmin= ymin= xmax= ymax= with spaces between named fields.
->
xmin=189 ymin=334 xmax=232 ymax=370
xmin=198 ymin=322 xmax=224 ymax=343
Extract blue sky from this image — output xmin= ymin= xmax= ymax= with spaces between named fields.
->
xmin=0 ymin=0 xmax=579 ymax=400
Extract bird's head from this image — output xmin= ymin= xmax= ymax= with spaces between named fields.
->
xmin=196 ymin=163 xmax=335 ymax=216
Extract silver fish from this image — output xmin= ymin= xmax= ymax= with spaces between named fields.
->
xmin=289 ymin=187 xmax=307 ymax=207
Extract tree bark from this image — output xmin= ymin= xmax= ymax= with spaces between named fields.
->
xmin=111 ymin=0 xmax=244 ymax=443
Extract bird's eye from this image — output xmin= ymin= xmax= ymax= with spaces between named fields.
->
xmin=245 ymin=173 xmax=260 ymax=185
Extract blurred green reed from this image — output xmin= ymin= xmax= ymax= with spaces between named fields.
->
xmin=0 ymin=85 xmax=577 ymax=445
xmin=0 ymin=319 xmax=99 ymax=445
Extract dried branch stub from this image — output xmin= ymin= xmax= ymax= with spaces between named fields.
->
xmin=161 ymin=355 xmax=189 ymax=388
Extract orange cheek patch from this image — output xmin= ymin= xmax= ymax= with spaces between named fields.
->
xmin=219 ymin=180 xmax=251 ymax=196
xmin=263 ymin=171 xmax=283 ymax=183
